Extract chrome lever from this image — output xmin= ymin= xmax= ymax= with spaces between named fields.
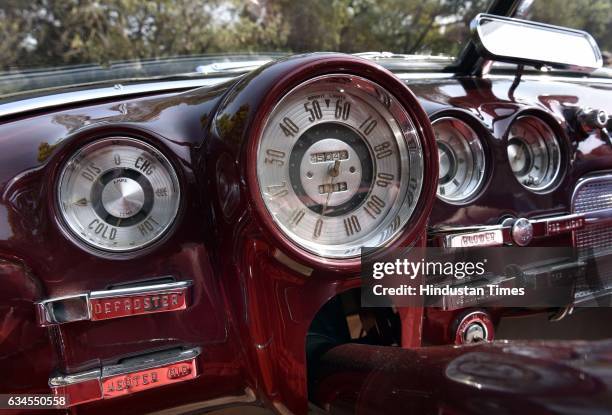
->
xmin=36 ymin=280 xmax=193 ymax=326
xmin=431 ymin=210 xmax=598 ymax=248
xmin=49 ymin=347 xmax=201 ymax=407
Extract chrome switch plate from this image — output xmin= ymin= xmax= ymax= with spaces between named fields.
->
xmin=36 ymin=280 xmax=193 ymax=326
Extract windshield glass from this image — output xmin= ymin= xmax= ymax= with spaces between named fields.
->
xmin=2 ymin=0 xmax=610 ymax=98
xmin=519 ymin=0 xmax=611 ymax=67
xmin=0 ymin=0 xmax=491 ymax=96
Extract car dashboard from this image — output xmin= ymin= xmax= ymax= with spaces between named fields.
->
xmin=1 ymin=53 xmax=612 ymax=414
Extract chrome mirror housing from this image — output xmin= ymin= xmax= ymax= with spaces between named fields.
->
xmin=471 ymin=13 xmax=603 ymax=72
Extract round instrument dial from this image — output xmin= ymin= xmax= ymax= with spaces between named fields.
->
xmin=256 ymin=74 xmax=424 ymax=259
xmin=57 ymin=138 xmax=180 ymax=253
xmin=507 ymin=116 xmax=562 ymax=192
xmin=433 ymin=117 xmax=486 ymax=203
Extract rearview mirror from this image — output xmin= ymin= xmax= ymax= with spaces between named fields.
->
xmin=471 ymin=13 xmax=603 ymax=72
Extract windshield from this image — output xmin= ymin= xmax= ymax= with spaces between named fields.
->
xmin=519 ymin=0 xmax=612 ymax=66
xmin=0 ymin=0 xmax=491 ymax=96
xmin=0 ymin=0 xmax=609 ymax=98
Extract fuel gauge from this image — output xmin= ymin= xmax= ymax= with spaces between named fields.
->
xmin=57 ymin=137 xmax=180 ymax=254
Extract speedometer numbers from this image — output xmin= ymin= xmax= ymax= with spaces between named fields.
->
xmin=256 ymin=75 xmax=424 ymax=259
xmin=57 ymin=138 xmax=180 ymax=253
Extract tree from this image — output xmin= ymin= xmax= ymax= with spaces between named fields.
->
xmin=0 ymin=0 xmax=609 ymax=72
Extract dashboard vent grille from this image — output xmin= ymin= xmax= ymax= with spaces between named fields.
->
xmin=573 ymin=174 xmax=612 ymax=257
xmin=572 ymin=173 xmax=612 ymax=302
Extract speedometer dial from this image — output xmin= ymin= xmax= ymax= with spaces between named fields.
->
xmin=507 ymin=116 xmax=562 ymax=192
xmin=57 ymin=137 xmax=180 ymax=253
xmin=433 ymin=117 xmax=486 ymax=203
xmin=256 ymin=74 xmax=424 ymax=259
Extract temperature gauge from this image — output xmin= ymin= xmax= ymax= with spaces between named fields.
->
xmin=57 ymin=137 xmax=180 ymax=253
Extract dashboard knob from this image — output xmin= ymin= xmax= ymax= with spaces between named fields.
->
xmin=452 ymin=310 xmax=494 ymax=345
xmin=577 ymin=107 xmax=608 ymax=132
xmin=511 ymin=217 xmax=534 ymax=246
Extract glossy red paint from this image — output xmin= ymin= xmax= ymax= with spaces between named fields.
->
xmin=414 ymin=77 xmax=612 ymax=229
xmin=234 ymin=54 xmax=439 ymax=273
xmin=0 ymin=90 xmax=248 ymax=414
xmin=312 ymin=341 xmax=612 ymax=414
xmin=0 ymin=53 xmax=610 ymax=415
xmin=0 ymin=259 xmax=56 ymax=394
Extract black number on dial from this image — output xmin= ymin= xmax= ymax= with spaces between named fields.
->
xmin=359 ymin=115 xmax=377 ymax=135
xmin=313 ymin=218 xmax=323 ymax=238
xmin=266 ymin=182 xmax=288 ymax=199
xmin=279 ymin=117 xmax=300 ymax=137
xmin=374 ymin=142 xmax=393 ymax=159
xmin=343 ymin=215 xmax=361 ymax=236
xmin=335 ymin=100 xmax=351 ymax=120
xmin=304 ymin=100 xmax=323 ymax=122
xmin=264 ymin=149 xmax=286 ymax=166
xmin=376 ymin=172 xmax=394 ymax=187
xmin=364 ymin=195 xmax=386 ymax=219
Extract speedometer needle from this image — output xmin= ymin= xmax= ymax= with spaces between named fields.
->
xmin=321 ymin=160 xmax=341 ymax=217
xmin=72 ymin=198 xmax=89 ymax=206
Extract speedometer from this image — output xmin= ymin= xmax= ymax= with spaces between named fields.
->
xmin=256 ymin=74 xmax=424 ymax=259
xmin=57 ymin=137 xmax=180 ymax=254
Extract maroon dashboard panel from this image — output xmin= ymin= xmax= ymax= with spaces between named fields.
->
xmin=0 ymin=54 xmax=610 ymax=414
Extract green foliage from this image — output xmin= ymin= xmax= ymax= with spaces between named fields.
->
xmin=0 ymin=0 xmax=609 ymax=71
xmin=526 ymin=0 xmax=612 ymax=51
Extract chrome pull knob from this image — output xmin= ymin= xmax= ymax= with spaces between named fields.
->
xmin=577 ymin=107 xmax=608 ymax=132
xmin=49 ymin=347 xmax=201 ymax=407
xmin=36 ymin=280 xmax=193 ymax=326
xmin=502 ymin=217 xmax=534 ymax=247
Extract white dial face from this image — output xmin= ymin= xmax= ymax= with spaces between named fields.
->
xmin=256 ymin=74 xmax=424 ymax=259
xmin=434 ymin=117 xmax=486 ymax=203
xmin=57 ymin=138 xmax=180 ymax=253
xmin=507 ymin=115 xmax=562 ymax=192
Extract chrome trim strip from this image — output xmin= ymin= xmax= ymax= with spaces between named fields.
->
xmin=49 ymin=347 xmax=201 ymax=407
xmin=431 ymin=210 xmax=605 ymax=248
xmin=36 ymin=280 xmax=192 ymax=326
xmin=444 ymin=229 xmax=504 ymax=248
xmin=195 ymin=60 xmax=271 ymax=74
xmin=584 ymin=208 xmax=612 ymax=225
xmin=36 ymin=293 xmax=90 ymax=326
xmin=2 ymin=71 xmax=610 ymax=121
xmin=395 ymin=72 xmax=455 ymax=80
xmin=49 ymin=369 xmax=101 ymax=387
xmin=486 ymin=74 xmax=612 ymax=84
xmin=0 ymin=78 xmax=232 ymax=119
xmin=89 ymin=280 xmax=192 ymax=299
xmin=102 ymin=347 xmax=200 ymax=377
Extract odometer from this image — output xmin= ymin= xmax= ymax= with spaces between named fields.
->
xmin=256 ymin=74 xmax=424 ymax=259
xmin=57 ymin=137 xmax=180 ymax=253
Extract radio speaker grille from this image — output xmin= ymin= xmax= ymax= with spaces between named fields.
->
xmin=573 ymin=175 xmax=612 ymax=257
xmin=572 ymin=174 xmax=612 ymax=302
